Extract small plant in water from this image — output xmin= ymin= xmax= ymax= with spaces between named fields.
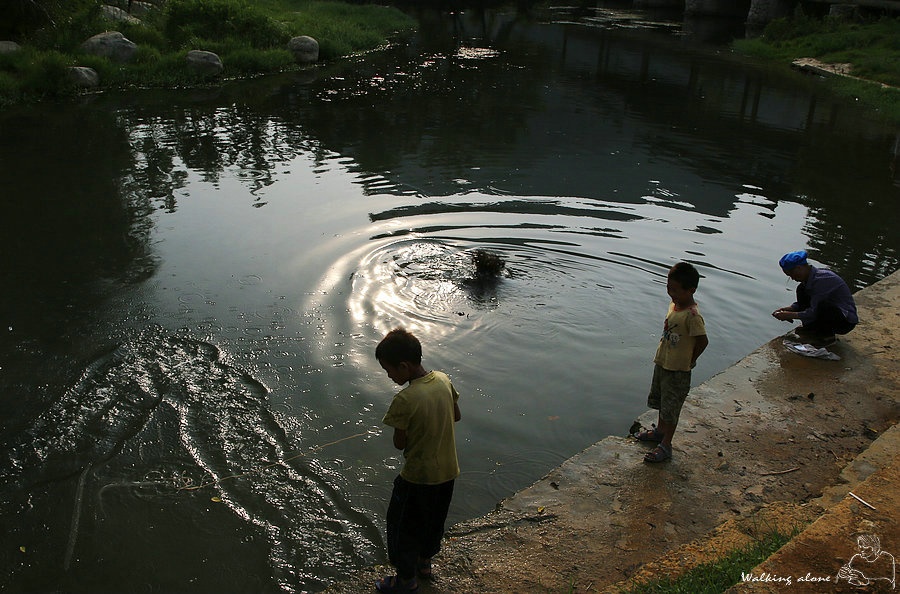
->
xmin=472 ymin=249 xmax=506 ymax=279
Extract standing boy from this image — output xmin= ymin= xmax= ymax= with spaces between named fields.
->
xmin=375 ymin=328 xmax=461 ymax=593
xmin=633 ymin=262 xmax=709 ymax=463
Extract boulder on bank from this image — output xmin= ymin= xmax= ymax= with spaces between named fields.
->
xmin=101 ymin=5 xmax=142 ymax=25
xmin=67 ymin=66 xmax=100 ymax=88
xmin=186 ymin=50 xmax=224 ymax=77
xmin=288 ymin=36 xmax=319 ymax=64
xmin=81 ymin=31 xmax=138 ymax=63
xmin=0 ymin=41 xmax=21 ymax=54
xmin=129 ymin=1 xmax=156 ymax=17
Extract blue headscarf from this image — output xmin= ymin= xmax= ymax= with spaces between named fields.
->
xmin=779 ymin=250 xmax=808 ymax=271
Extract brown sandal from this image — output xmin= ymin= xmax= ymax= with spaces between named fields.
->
xmin=643 ymin=444 xmax=672 ymax=463
xmin=633 ymin=426 xmax=662 ymax=442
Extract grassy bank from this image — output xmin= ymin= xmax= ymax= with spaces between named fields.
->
xmin=0 ymin=0 xmax=416 ymax=106
xmin=618 ymin=528 xmax=797 ymax=594
xmin=733 ymin=15 xmax=900 ymax=125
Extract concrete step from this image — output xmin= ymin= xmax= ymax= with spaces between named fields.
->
xmin=601 ymin=423 xmax=899 ymax=593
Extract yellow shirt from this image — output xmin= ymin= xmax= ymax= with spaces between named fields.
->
xmin=383 ymin=371 xmax=460 ymax=485
xmin=654 ymin=303 xmax=706 ymax=372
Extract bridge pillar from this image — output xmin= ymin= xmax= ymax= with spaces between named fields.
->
xmin=634 ymin=0 xmax=683 ymax=9
xmin=685 ymin=0 xmax=751 ymax=17
xmin=746 ymin=0 xmax=798 ymax=27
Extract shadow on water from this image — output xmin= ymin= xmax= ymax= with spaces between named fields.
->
xmin=0 ymin=5 xmax=899 ymax=592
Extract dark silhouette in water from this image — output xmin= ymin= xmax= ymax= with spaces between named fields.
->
xmin=464 ymin=249 xmax=507 ymax=303
xmin=472 ymin=249 xmax=506 ymax=280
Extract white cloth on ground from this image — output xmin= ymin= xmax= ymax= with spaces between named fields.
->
xmin=783 ymin=339 xmax=840 ymax=360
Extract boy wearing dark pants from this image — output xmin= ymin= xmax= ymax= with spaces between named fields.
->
xmin=375 ymin=328 xmax=461 ymax=593
xmin=633 ymin=262 xmax=709 ymax=463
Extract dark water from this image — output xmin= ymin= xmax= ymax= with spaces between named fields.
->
xmin=1 ymin=6 xmax=899 ymax=592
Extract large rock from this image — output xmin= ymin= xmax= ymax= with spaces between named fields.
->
xmin=101 ymin=5 xmax=142 ymax=25
xmin=81 ymin=31 xmax=138 ymax=63
xmin=0 ymin=41 xmax=21 ymax=54
xmin=186 ymin=50 xmax=224 ymax=77
xmin=287 ymin=36 xmax=319 ymax=64
xmin=130 ymin=1 xmax=156 ymax=17
xmin=67 ymin=66 xmax=100 ymax=88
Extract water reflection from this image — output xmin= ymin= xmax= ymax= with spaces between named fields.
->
xmin=1 ymin=6 xmax=899 ymax=593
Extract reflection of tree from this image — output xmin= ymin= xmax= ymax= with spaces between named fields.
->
xmin=0 ymin=107 xmax=153 ymax=336
xmin=793 ymin=128 xmax=900 ymax=290
xmin=84 ymin=12 xmax=550 ymax=214
xmin=288 ymin=19 xmax=550 ymax=190
xmin=121 ymin=101 xmax=316 ymax=210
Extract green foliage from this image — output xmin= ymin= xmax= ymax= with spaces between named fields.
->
xmin=0 ymin=71 xmax=20 ymax=107
xmin=164 ymin=0 xmax=290 ymax=50
xmin=1 ymin=49 xmax=79 ymax=100
xmin=0 ymin=0 xmax=98 ymax=39
xmin=831 ymin=76 xmax=900 ymax=122
xmin=118 ymin=22 xmax=168 ymax=53
xmin=733 ymin=16 xmax=900 ymax=123
xmin=222 ymin=48 xmax=295 ymax=75
xmin=26 ymin=2 xmax=105 ymax=52
xmin=760 ymin=12 xmax=825 ymax=43
xmin=620 ymin=529 xmax=796 ymax=594
xmin=0 ymin=0 xmax=415 ymax=106
xmin=283 ymin=1 xmax=415 ymax=59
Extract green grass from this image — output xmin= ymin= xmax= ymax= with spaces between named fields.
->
xmin=733 ymin=15 xmax=900 ymax=124
xmin=618 ymin=528 xmax=797 ymax=594
xmin=0 ymin=0 xmax=416 ymax=106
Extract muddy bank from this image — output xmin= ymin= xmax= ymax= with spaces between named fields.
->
xmin=325 ymin=270 xmax=900 ymax=594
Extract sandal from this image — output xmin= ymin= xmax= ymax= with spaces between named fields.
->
xmin=643 ymin=444 xmax=672 ymax=463
xmin=632 ymin=426 xmax=663 ymax=442
xmin=375 ymin=575 xmax=418 ymax=593
xmin=417 ymin=558 xmax=433 ymax=580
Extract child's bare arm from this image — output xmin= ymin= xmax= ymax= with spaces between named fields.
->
xmin=691 ymin=335 xmax=709 ymax=368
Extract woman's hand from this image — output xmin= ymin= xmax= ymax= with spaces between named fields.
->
xmin=772 ymin=308 xmax=796 ymax=322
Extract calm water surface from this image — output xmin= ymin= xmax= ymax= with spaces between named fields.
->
xmin=1 ymin=6 xmax=899 ymax=592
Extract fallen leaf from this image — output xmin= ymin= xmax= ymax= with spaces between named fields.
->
xmin=211 ymin=496 xmax=222 ymax=503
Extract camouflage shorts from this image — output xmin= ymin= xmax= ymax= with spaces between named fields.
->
xmin=647 ymin=364 xmax=692 ymax=425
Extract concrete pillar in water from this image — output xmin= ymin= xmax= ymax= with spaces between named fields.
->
xmin=746 ymin=0 xmax=798 ymax=30
xmin=685 ymin=0 xmax=751 ymax=17
xmin=634 ymin=0 xmax=683 ymax=9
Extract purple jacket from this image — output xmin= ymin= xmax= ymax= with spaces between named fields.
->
xmin=791 ymin=266 xmax=859 ymax=324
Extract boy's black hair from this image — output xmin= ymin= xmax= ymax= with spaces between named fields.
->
xmin=668 ymin=262 xmax=701 ymax=290
xmin=375 ymin=328 xmax=422 ymax=366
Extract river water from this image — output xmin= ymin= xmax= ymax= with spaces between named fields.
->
xmin=1 ymin=6 xmax=898 ymax=592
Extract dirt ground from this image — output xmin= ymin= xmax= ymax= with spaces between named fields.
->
xmin=324 ymin=270 xmax=900 ymax=594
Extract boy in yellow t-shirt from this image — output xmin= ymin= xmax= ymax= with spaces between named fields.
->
xmin=375 ymin=328 xmax=461 ymax=593
xmin=633 ymin=262 xmax=709 ymax=463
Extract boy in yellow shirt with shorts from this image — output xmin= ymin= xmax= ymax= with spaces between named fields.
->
xmin=633 ymin=262 xmax=709 ymax=463
xmin=375 ymin=328 xmax=461 ymax=592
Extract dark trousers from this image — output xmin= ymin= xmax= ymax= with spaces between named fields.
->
xmin=385 ymin=475 xmax=455 ymax=580
xmin=796 ymin=284 xmax=856 ymax=335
